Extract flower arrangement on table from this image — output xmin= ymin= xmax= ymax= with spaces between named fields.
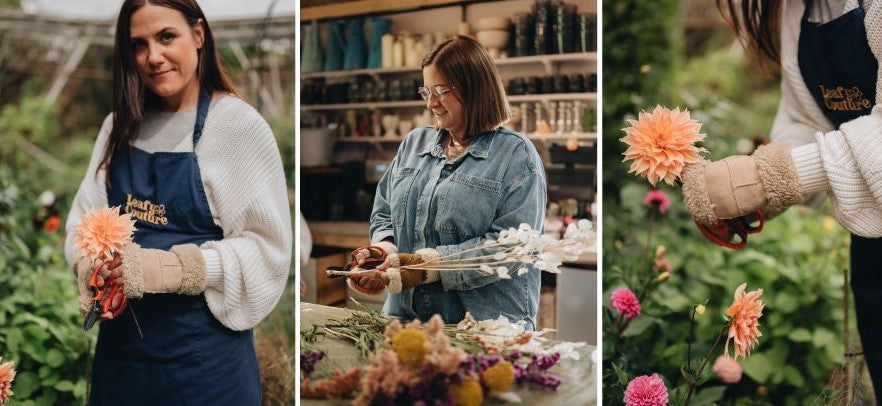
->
xmin=300 ymin=307 xmax=591 ymax=404
xmin=602 ymin=106 xmax=768 ymax=405
xmin=301 ymin=222 xmax=596 ymax=404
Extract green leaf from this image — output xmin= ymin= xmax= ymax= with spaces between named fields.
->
xmin=681 ymin=366 xmax=696 ymax=385
xmin=45 ymin=349 xmax=64 ymax=368
xmin=783 ymin=366 xmax=805 ymax=387
xmin=14 ymin=371 xmax=40 ymax=398
xmin=812 ymin=328 xmax=837 ymax=348
xmin=692 ymin=385 xmax=727 ymax=406
xmin=788 ymin=328 xmax=813 ymax=343
xmin=622 ymin=315 xmax=656 ymax=337
xmin=54 ymin=380 xmax=75 ymax=392
xmin=34 ymin=390 xmax=58 ymax=406
xmin=612 ymin=362 xmax=630 ymax=386
xmin=741 ymin=353 xmax=774 ymax=383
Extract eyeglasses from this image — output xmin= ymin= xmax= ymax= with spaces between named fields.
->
xmin=417 ymin=85 xmax=455 ymax=101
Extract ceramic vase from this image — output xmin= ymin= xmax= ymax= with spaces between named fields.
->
xmin=368 ymin=18 xmax=391 ymax=68
xmin=324 ymin=20 xmax=346 ymax=71
xmin=301 ymin=20 xmax=322 ymax=72
xmin=343 ymin=18 xmax=367 ymax=70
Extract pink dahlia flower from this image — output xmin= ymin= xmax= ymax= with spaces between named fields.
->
xmin=611 ymin=288 xmax=641 ymax=321
xmin=624 ymin=373 xmax=668 ymax=406
xmin=644 ymin=189 xmax=671 ymax=214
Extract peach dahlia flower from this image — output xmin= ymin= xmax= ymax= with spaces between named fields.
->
xmin=0 ymin=358 xmax=16 ymax=405
xmin=725 ymin=283 xmax=764 ymax=359
xmin=73 ymin=206 xmax=136 ymax=261
xmin=621 ymin=105 xmax=707 ymax=186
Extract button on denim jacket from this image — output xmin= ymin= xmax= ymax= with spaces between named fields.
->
xmin=370 ymin=126 xmax=547 ymax=329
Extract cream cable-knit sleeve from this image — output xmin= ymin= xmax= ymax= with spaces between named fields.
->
xmin=197 ymin=98 xmax=292 ymax=331
xmin=778 ymin=0 xmax=882 ymax=236
xmin=64 ymin=113 xmax=112 ymax=267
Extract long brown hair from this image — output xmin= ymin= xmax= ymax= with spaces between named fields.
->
xmin=100 ymin=0 xmax=240 ymax=179
xmin=421 ymin=35 xmax=510 ymax=141
xmin=717 ymin=0 xmax=782 ymax=66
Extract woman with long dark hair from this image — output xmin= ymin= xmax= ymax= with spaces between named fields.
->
xmin=680 ymin=0 xmax=882 ymax=399
xmin=64 ymin=0 xmax=291 ymax=403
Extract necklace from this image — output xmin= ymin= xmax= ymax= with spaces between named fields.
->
xmin=445 ymin=135 xmax=467 ymax=160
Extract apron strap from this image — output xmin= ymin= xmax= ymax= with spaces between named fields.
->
xmin=192 ymin=87 xmax=211 ymax=148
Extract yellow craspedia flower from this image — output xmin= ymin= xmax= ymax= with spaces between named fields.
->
xmin=392 ymin=328 xmax=427 ymax=365
xmin=482 ymin=360 xmax=515 ymax=393
xmin=450 ymin=378 xmax=483 ymax=406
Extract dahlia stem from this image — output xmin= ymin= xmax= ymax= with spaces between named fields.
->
xmin=686 ymin=306 xmax=696 ymax=373
xmin=643 ymin=208 xmax=657 ymax=276
xmin=684 ymin=324 xmax=728 ymax=405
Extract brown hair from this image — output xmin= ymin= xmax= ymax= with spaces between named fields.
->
xmin=717 ymin=0 xmax=782 ymax=67
xmin=100 ymin=0 xmax=241 ymax=179
xmin=421 ymin=35 xmax=510 ymax=141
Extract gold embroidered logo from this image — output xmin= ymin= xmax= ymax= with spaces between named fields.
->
xmin=125 ymin=194 xmax=169 ymax=225
xmin=819 ymin=85 xmax=872 ymax=112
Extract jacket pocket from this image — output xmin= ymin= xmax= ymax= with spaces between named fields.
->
xmin=390 ymin=167 xmax=420 ymax=227
xmin=435 ymin=172 xmax=502 ymax=244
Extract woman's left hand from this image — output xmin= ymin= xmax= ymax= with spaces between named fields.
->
xmin=99 ymin=255 xmax=126 ymax=320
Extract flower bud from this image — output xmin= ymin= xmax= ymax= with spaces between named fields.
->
xmin=695 ymin=304 xmax=706 ymax=316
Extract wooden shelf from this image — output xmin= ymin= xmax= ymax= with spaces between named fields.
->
xmin=301 ymin=100 xmax=425 ymax=111
xmin=301 ymin=93 xmax=595 ymax=111
xmin=301 ymin=52 xmax=596 ymax=79
xmin=302 ymin=0 xmax=471 ymax=21
xmin=509 ymin=93 xmax=596 ymax=103
xmin=334 ymin=136 xmax=407 ymax=143
xmin=527 ymin=132 xmax=596 ymax=141
xmin=328 ymin=132 xmax=596 ymax=144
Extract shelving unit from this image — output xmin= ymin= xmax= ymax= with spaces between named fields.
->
xmin=301 ymin=100 xmax=425 ymax=111
xmin=333 ymin=131 xmax=596 ymax=143
xmin=301 ymin=92 xmax=595 ymax=111
xmin=301 ymin=52 xmax=596 ymax=79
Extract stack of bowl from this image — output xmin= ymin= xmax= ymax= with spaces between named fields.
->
xmin=475 ymin=17 xmax=510 ymax=59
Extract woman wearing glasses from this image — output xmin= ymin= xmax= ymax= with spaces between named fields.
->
xmin=349 ymin=35 xmax=547 ymax=329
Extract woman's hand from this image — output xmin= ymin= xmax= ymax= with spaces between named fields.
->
xmin=99 ymin=255 xmax=126 ymax=320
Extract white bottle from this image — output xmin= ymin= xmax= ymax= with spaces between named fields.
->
xmin=381 ymin=33 xmax=394 ymax=68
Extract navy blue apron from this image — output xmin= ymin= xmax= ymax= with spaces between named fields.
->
xmin=798 ymin=0 xmax=882 ymax=400
xmin=91 ymin=88 xmax=261 ymax=405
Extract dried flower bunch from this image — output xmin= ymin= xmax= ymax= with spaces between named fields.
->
xmin=408 ymin=220 xmax=595 ymax=280
xmin=330 ymin=221 xmax=595 ymax=282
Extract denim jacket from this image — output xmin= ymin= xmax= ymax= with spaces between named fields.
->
xmin=370 ymin=126 xmax=546 ymax=329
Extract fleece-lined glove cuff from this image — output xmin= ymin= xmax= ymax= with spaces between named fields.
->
xmin=119 ymin=243 xmax=207 ymax=298
xmin=386 ymin=248 xmax=440 ymax=293
xmin=682 ymin=143 xmax=804 ymax=225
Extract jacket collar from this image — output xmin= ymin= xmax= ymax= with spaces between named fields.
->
xmin=419 ymin=127 xmax=497 ymax=159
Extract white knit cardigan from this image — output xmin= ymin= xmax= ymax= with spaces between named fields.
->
xmin=775 ymin=0 xmax=882 ymax=236
xmin=64 ymin=96 xmax=292 ymax=330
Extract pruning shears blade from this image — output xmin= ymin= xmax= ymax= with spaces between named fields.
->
xmin=83 ymin=304 xmax=100 ymax=331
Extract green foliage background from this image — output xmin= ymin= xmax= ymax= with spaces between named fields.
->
xmin=602 ymin=1 xmax=858 ymax=405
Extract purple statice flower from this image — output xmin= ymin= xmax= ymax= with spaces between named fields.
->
xmin=512 ymin=352 xmax=563 ymax=391
xmin=299 ymin=350 xmax=325 ymax=376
